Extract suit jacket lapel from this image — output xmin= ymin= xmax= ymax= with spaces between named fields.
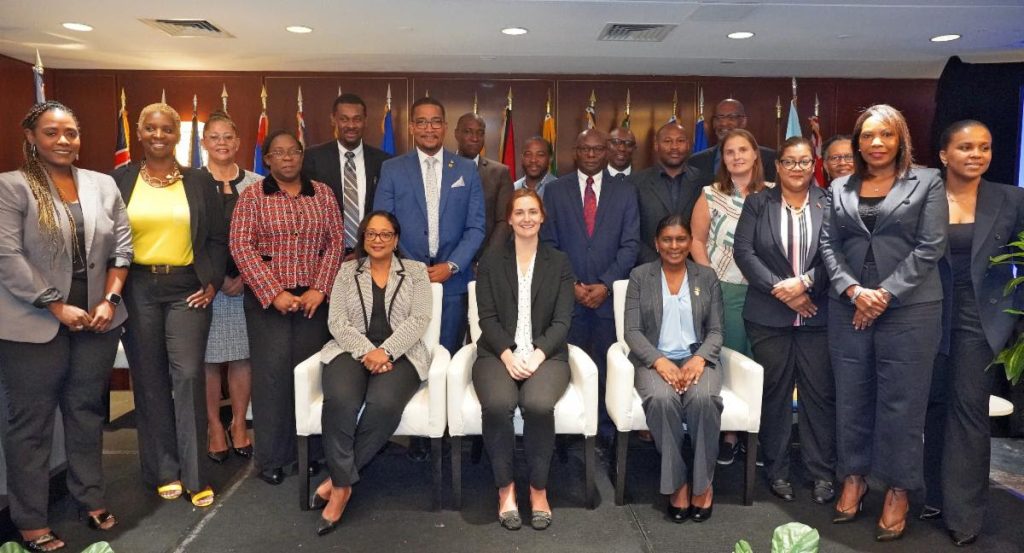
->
xmin=591 ymin=170 xmax=614 ymax=238
xmin=765 ymin=187 xmax=787 ymax=262
xmin=972 ymin=179 xmax=1001 ymax=267
xmin=874 ymin=173 xmax=920 ymax=231
xmin=809 ymin=187 xmax=826 ymax=254
xmin=118 ymin=164 xmax=142 ymax=206
xmin=354 ymin=260 xmax=374 ymax=331
xmin=182 ymin=171 xmax=203 ymax=245
xmin=439 ymin=150 xmax=458 ymax=216
xmin=327 ymin=144 xmax=343 ymax=193
xmin=566 ymin=174 xmax=589 ymax=240
xmin=74 ymin=167 xmax=97 ymax=259
xmin=686 ymin=260 xmax=704 ymax=340
xmin=44 ymin=172 xmax=74 ymax=263
xmin=839 ymin=176 xmax=867 ymax=234
xmin=649 ymin=262 xmax=664 ymax=334
xmin=530 ymin=246 xmax=548 ymax=304
xmin=405 ymin=152 xmax=429 ymax=219
xmin=384 ymin=256 xmax=406 ymax=321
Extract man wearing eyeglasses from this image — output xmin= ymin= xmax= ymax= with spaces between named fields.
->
xmin=607 ymin=127 xmax=637 ymax=178
xmin=541 ymin=129 xmax=640 ymax=447
xmin=454 ymin=113 xmax=514 ymax=258
xmin=686 ymin=99 xmax=777 ymax=188
xmin=374 ymin=97 xmax=485 ymax=356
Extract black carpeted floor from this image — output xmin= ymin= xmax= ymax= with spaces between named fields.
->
xmin=5 ymin=420 xmax=1024 ymax=553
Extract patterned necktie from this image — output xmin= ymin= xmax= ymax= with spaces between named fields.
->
xmin=424 ymin=156 xmax=440 ymax=257
xmin=583 ymin=176 xmax=597 ymax=237
xmin=343 ymin=151 xmax=359 ymax=249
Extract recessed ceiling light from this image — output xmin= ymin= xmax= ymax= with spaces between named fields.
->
xmin=286 ymin=25 xmax=313 ymax=34
xmin=930 ymin=34 xmax=960 ymax=42
xmin=501 ymin=27 xmax=528 ymax=36
xmin=62 ymin=22 xmax=93 ymax=32
xmin=727 ymin=31 xmax=754 ymax=40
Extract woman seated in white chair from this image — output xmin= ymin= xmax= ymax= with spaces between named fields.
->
xmin=312 ymin=210 xmax=433 ymax=537
xmin=624 ymin=214 xmax=724 ymax=523
xmin=473 ymin=188 xmax=575 ymax=531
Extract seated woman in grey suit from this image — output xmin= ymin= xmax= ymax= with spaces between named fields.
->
xmin=922 ymin=120 xmax=1024 ymax=547
xmin=819 ymin=104 xmax=947 ymax=542
xmin=733 ymin=137 xmax=836 ymax=505
xmin=473 ymin=188 xmax=575 ymax=531
xmin=313 ymin=210 xmax=432 ymax=537
xmin=0 ymin=101 xmax=132 ymax=551
xmin=624 ymin=214 xmax=724 ymax=524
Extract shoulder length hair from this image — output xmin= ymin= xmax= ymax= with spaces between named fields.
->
xmin=714 ymin=129 xmax=766 ymax=196
xmin=851 ymin=104 xmax=914 ymax=179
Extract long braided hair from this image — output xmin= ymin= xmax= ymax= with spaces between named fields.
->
xmin=20 ymin=101 xmax=80 ymax=264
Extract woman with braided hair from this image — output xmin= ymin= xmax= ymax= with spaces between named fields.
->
xmin=0 ymin=101 xmax=132 ymax=551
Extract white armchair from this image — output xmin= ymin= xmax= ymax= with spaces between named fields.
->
xmin=606 ymin=279 xmax=764 ymax=506
xmin=293 ymin=282 xmax=449 ymax=511
xmin=446 ymin=282 xmax=599 ymax=509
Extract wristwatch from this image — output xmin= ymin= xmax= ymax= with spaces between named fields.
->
xmin=383 ymin=347 xmax=394 ymax=362
xmin=447 ymin=261 xmax=460 ymax=275
xmin=105 ymin=292 xmax=122 ymax=306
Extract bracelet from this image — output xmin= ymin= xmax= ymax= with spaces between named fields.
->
xmin=850 ymin=287 xmax=864 ymax=304
xmin=799 ymin=274 xmax=813 ymax=290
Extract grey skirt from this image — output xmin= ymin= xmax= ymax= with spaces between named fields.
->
xmin=205 ymin=291 xmax=250 ymax=363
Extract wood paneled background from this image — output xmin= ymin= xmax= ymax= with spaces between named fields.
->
xmin=0 ymin=54 xmax=939 ymax=174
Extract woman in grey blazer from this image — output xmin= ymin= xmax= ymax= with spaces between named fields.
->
xmin=625 ymin=214 xmax=724 ymax=524
xmin=312 ymin=210 xmax=432 ymax=537
xmin=0 ymin=102 xmax=131 ymax=551
xmin=819 ymin=104 xmax=947 ymax=541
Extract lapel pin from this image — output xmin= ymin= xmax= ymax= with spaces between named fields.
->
xmin=694 ymin=286 xmax=701 ymax=297
xmin=447 ymin=159 xmax=455 ymax=169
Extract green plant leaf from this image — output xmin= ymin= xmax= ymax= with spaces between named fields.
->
xmin=734 ymin=539 xmax=755 ymax=553
xmin=771 ymin=522 xmax=819 ymax=553
xmin=0 ymin=542 xmax=27 ymax=553
xmin=1004 ymin=276 xmax=1024 ymax=296
xmin=80 ymin=542 xmax=115 ymax=553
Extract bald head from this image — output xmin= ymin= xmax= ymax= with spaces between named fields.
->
xmin=455 ymin=112 xmax=486 ymax=159
xmin=575 ymin=129 xmax=608 ymax=176
xmin=712 ymin=98 xmax=748 ymax=140
xmin=654 ymin=122 xmax=691 ymax=174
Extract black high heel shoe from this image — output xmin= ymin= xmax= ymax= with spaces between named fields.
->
xmin=229 ymin=422 xmax=253 ymax=459
xmin=207 ymin=430 xmax=229 ymax=463
xmin=833 ymin=481 xmax=869 ymax=524
xmin=316 ymin=515 xmax=341 ymax=537
xmin=310 ymin=491 xmax=329 ymax=510
xmin=667 ymin=504 xmax=690 ymax=523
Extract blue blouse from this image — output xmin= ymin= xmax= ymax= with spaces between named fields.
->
xmin=657 ymin=269 xmax=697 ymax=360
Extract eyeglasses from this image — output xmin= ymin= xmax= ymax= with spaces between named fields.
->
xmin=713 ymin=114 xmax=745 ymax=122
xmin=780 ymin=159 xmax=814 ymax=170
xmin=267 ymin=149 xmax=303 ymax=159
xmin=826 ymin=154 xmax=855 ymax=163
xmin=608 ymin=139 xmax=636 ymax=148
xmin=365 ymin=230 xmax=396 ymax=242
xmin=576 ymin=145 xmax=607 ymax=155
xmin=413 ymin=118 xmax=445 ymax=130
xmin=206 ymin=134 xmax=237 ymax=143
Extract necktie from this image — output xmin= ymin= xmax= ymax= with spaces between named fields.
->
xmin=424 ymin=157 xmax=440 ymax=257
xmin=343 ymin=151 xmax=359 ymax=249
xmin=583 ymin=176 xmax=597 ymax=237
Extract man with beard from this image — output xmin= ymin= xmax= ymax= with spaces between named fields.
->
xmin=513 ymin=136 xmax=557 ymax=198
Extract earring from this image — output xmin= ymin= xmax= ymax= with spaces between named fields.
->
xmin=29 ymin=144 xmax=37 ymax=158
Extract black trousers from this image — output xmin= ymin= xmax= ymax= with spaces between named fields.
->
xmin=123 ymin=270 xmax=211 ymax=491
xmin=472 ymin=355 xmax=570 ymax=489
xmin=829 ymin=299 xmax=941 ymax=490
xmin=0 ymin=319 xmax=120 ymax=530
xmin=244 ymin=288 xmax=329 ymax=471
xmin=924 ymin=285 xmax=994 ymax=535
xmin=746 ymin=321 xmax=836 ymax=484
xmin=321 ymin=354 xmax=420 ymax=486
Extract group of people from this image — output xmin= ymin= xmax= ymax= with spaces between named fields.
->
xmin=0 ymin=89 xmax=1016 ymax=551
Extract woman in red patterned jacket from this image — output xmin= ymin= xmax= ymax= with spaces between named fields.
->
xmin=230 ymin=130 xmax=344 ymax=486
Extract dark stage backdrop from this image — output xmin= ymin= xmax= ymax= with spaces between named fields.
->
xmin=0 ymin=54 xmax=938 ymax=176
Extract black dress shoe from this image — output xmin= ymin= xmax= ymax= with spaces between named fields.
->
xmin=949 ymin=530 xmax=977 ymax=547
xmin=811 ymin=480 xmax=836 ymax=504
xmin=770 ymin=479 xmax=795 ymax=502
xmin=310 ymin=492 xmax=329 ymax=510
xmin=258 ymin=468 xmax=285 ymax=485
xmin=667 ymin=504 xmax=690 ymax=523
xmin=316 ymin=515 xmax=340 ymax=537
xmin=407 ymin=438 xmax=430 ymax=462
xmin=716 ymin=441 xmax=739 ymax=466
xmin=207 ymin=449 xmax=229 ymax=464
xmin=690 ymin=504 xmax=713 ymax=523
xmin=919 ymin=505 xmax=942 ymax=520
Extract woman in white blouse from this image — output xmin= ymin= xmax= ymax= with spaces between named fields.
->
xmin=473 ymin=188 xmax=576 ymax=531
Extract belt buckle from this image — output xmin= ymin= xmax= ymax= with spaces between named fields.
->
xmin=150 ymin=265 xmax=172 ymax=274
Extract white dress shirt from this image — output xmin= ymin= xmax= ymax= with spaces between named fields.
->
xmin=608 ymin=165 xmax=632 ymax=177
xmin=577 ymin=170 xmax=604 ymax=207
xmin=513 ymin=252 xmax=537 ymax=362
xmin=337 ymin=141 xmax=367 ymax=219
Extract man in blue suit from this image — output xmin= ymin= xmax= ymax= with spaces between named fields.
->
xmin=541 ymin=129 xmax=640 ymax=444
xmin=374 ymin=97 xmax=485 ymax=355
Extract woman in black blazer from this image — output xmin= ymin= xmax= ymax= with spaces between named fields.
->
xmin=819 ymin=104 xmax=947 ymax=541
xmin=111 ymin=102 xmax=226 ymax=508
xmin=734 ymin=137 xmax=835 ymax=505
xmin=922 ymin=120 xmax=1024 ymax=547
xmin=473 ymin=188 xmax=575 ymax=531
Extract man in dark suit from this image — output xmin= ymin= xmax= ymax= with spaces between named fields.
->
xmin=374 ymin=97 xmax=485 ymax=355
xmin=633 ymin=121 xmax=704 ymax=264
xmin=541 ymin=129 xmax=640 ymax=443
xmin=302 ymin=93 xmax=391 ymax=257
xmin=686 ymin=98 xmax=777 ymax=187
xmin=454 ymin=113 xmax=514 ymax=257
xmin=607 ymin=127 xmax=637 ymax=178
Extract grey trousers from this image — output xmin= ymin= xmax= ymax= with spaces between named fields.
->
xmin=123 ymin=270 xmax=211 ymax=492
xmin=635 ymin=359 xmax=723 ymax=496
xmin=0 ymin=324 xmax=120 ymax=529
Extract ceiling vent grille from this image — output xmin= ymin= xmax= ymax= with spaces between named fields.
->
xmin=140 ymin=19 xmax=234 ymax=38
xmin=598 ymin=23 xmax=676 ymax=42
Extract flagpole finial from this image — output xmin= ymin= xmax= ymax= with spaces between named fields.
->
xmin=120 ymin=88 xmax=126 ymax=111
xmin=337 ymin=85 xmax=342 ymax=97
xmin=221 ymin=85 xmax=229 ymax=112
xmin=546 ymin=88 xmax=552 ymax=114
xmin=161 ymin=89 xmax=166 ymax=104
xmin=34 ymin=49 xmax=43 ymax=71
xmin=698 ymin=87 xmax=704 ymax=118
xmin=192 ymin=94 xmax=197 ymax=113
xmin=791 ymin=77 xmax=798 ymax=99
xmin=507 ymin=87 xmax=513 ymax=111
xmin=260 ymin=85 xmax=267 ymax=112
xmin=297 ymin=85 xmax=303 ymax=107
xmin=386 ymin=83 xmax=392 ymax=110
xmin=672 ymin=89 xmax=678 ymax=119
xmin=814 ymin=94 xmax=820 ymax=117
xmin=776 ymin=96 xmax=782 ymax=119
xmin=473 ymin=92 xmax=478 ymax=115
xmin=589 ymin=89 xmax=596 ymax=107
xmin=625 ymin=89 xmax=631 ymax=116
xmin=425 ymin=89 xmax=430 ymax=98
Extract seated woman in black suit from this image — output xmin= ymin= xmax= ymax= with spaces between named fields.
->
xmin=473 ymin=188 xmax=575 ymax=531
xmin=312 ymin=210 xmax=433 ymax=536
xmin=734 ymin=137 xmax=835 ymax=505
xmin=624 ymin=214 xmax=724 ymax=523
xmin=922 ymin=120 xmax=1024 ymax=547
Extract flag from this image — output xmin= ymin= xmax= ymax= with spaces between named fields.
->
xmin=33 ymin=50 xmax=45 ymax=103
xmin=809 ymin=114 xmax=826 ymax=187
xmin=296 ymin=86 xmax=306 ymax=147
xmin=584 ymin=90 xmax=596 ymax=130
xmin=693 ymin=88 xmax=707 ymax=152
xmin=785 ymin=100 xmax=802 ymax=139
xmin=381 ymin=84 xmax=395 ymax=155
xmin=114 ymin=88 xmax=131 ymax=169
xmin=254 ymin=85 xmax=269 ymax=176
xmin=189 ymin=95 xmax=202 ymax=168
xmin=621 ymin=89 xmax=631 ymax=129
xmin=542 ymin=89 xmax=557 ymax=175
xmin=667 ymin=89 xmax=679 ymax=124
xmin=499 ymin=88 xmax=516 ymax=182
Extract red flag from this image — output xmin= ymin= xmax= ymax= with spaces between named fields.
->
xmin=809 ymin=115 xmax=826 ymax=187
xmin=114 ymin=90 xmax=131 ymax=169
xmin=500 ymin=107 xmax=516 ymax=181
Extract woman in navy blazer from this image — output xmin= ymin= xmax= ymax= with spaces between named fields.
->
xmin=922 ymin=120 xmax=1024 ymax=547
xmin=734 ymin=137 xmax=836 ymax=505
xmin=819 ymin=104 xmax=947 ymax=541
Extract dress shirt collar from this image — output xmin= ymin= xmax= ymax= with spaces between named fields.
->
xmin=337 ymin=141 xmax=364 ymax=158
xmin=608 ymin=165 xmax=632 ymax=177
xmin=261 ymin=174 xmax=315 ymax=196
xmin=416 ymin=148 xmax=444 ymax=166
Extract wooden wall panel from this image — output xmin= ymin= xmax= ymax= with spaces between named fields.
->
xmin=51 ymin=71 xmax=117 ymax=172
xmin=0 ymin=54 xmax=50 ymax=171
xmin=834 ymin=79 xmax=938 ymax=167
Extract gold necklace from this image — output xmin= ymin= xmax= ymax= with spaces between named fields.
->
xmin=141 ymin=162 xmax=182 ymax=188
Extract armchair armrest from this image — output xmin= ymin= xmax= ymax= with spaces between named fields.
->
xmin=425 ymin=346 xmax=450 ymax=438
xmin=446 ymin=344 xmax=477 ymax=436
xmin=719 ymin=347 xmax=764 ymax=433
xmin=606 ymin=341 xmax=637 ymax=432
xmin=568 ymin=344 xmax=599 ymax=437
xmin=294 ymin=352 xmax=324 ymax=436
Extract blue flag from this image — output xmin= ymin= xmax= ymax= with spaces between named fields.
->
xmin=786 ymin=100 xmax=802 ymax=139
xmin=381 ymin=108 xmax=395 ymax=155
xmin=189 ymin=110 xmax=202 ymax=167
xmin=693 ymin=115 xmax=708 ymax=152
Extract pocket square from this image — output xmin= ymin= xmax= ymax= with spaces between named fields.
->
xmin=451 ymin=177 xmax=465 ymax=188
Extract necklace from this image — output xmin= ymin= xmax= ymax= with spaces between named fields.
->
xmin=141 ymin=162 xmax=182 ymax=188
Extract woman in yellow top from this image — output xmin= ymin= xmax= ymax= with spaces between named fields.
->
xmin=110 ymin=103 xmax=226 ymax=508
